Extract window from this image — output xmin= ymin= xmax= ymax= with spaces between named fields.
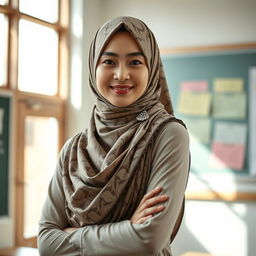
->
xmin=0 ymin=0 xmax=69 ymax=247
xmin=23 ymin=116 xmax=58 ymax=239
xmin=18 ymin=19 xmax=59 ymax=95
xmin=0 ymin=14 xmax=8 ymax=87
xmin=19 ymin=0 xmax=59 ymax=23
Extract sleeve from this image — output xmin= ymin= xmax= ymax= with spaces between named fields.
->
xmin=38 ymin=122 xmax=190 ymax=256
xmin=38 ymin=142 xmax=82 ymax=256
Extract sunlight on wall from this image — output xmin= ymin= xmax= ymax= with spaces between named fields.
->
xmin=71 ymin=55 xmax=82 ymax=109
xmin=185 ymin=201 xmax=247 ymax=256
xmin=185 ymin=134 xmax=249 ymax=256
xmin=72 ymin=14 xmax=83 ymax=38
xmin=70 ymin=9 xmax=83 ymax=110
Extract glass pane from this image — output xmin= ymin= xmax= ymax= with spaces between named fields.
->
xmin=19 ymin=0 xmax=58 ymax=23
xmin=24 ymin=116 xmax=58 ymax=238
xmin=18 ymin=19 xmax=58 ymax=95
xmin=0 ymin=0 xmax=8 ymax=5
xmin=0 ymin=14 xmax=8 ymax=87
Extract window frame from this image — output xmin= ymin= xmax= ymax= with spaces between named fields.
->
xmin=0 ymin=0 xmax=69 ymax=247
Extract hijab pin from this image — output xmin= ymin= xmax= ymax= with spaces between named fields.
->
xmin=136 ymin=110 xmax=149 ymax=121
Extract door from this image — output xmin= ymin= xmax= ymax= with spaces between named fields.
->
xmin=16 ymin=95 xmax=64 ymax=247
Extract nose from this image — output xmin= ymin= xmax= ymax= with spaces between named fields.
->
xmin=113 ymin=64 xmax=130 ymax=81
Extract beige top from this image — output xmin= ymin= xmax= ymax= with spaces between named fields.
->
xmin=38 ymin=121 xmax=190 ymax=256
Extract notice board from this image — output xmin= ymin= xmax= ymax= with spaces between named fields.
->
xmin=161 ymin=44 xmax=256 ymax=200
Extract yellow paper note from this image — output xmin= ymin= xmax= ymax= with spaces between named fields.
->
xmin=212 ymin=93 xmax=246 ymax=119
xmin=178 ymin=92 xmax=211 ymax=116
xmin=214 ymin=78 xmax=243 ymax=92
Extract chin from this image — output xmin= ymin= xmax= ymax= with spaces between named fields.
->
xmin=111 ymin=101 xmax=132 ymax=107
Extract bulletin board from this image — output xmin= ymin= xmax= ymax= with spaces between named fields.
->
xmin=161 ymin=44 xmax=256 ymax=201
xmin=0 ymin=94 xmax=11 ymax=215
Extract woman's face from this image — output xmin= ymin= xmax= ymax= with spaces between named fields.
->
xmin=96 ymin=31 xmax=149 ymax=107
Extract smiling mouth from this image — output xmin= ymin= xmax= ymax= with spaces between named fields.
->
xmin=110 ymin=85 xmax=133 ymax=94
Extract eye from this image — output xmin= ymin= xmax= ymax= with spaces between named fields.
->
xmin=130 ymin=59 xmax=142 ymax=65
xmin=103 ymin=59 xmax=115 ymax=65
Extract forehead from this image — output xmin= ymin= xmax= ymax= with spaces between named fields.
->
xmin=103 ymin=31 xmax=142 ymax=52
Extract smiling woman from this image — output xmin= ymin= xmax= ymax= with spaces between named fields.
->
xmin=38 ymin=16 xmax=190 ymax=256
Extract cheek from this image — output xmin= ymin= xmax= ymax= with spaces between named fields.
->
xmin=95 ymin=68 xmax=101 ymax=86
xmin=140 ymin=68 xmax=149 ymax=89
xmin=96 ymin=67 xmax=107 ymax=92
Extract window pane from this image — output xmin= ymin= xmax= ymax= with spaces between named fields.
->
xmin=18 ymin=19 xmax=58 ymax=95
xmin=19 ymin=0 xmax=58 ymax=23
xmin=0 ymin=14 xmax=8 ymax=87
xmin=0 ymin=0 xmax=8 ymax=5
xmin=23 ymin=116 xmax=58 ymax=238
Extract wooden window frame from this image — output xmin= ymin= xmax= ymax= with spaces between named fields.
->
xmin=0 ymin=0 xmax=70 ymax=247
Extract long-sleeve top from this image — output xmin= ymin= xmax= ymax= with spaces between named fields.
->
xmin=38 ymin=121 xmax=190 ymax=256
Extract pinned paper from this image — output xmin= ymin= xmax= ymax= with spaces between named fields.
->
xmin=178 ymin=92 xmax=211 ymax=116
xmin=183 ymin=117 xmax=211 ymax=143
xmin=214 ymin=78 xmax=244 ymax=92
xmin=181 ymin=81 xmax=208 ymax=92
xmin=212 ymin=93 xmax=246 ymax=119
xmin=214 ymin=122 xmax=247 ymax=144
xmin=210 ymin=142 xmax=245 ymax=170
xmin=0 ymin=108 xmax=4 ymax=135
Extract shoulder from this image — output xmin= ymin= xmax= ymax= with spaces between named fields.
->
xmin=151 ymin=118 xmax=190 ymax=162
xmin=58 ymin=131 xmax=86 ymax=162
xmin=156 ymin=119 xmax=189 ymax=146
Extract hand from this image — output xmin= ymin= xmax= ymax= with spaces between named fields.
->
xmin=63 ymin=227 xmax=79 ymax=233
xmin=130 ymin=187 xmax=169 ymax=224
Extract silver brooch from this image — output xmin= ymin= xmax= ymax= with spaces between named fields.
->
xmin=136 ymin=110 xmax=149 ymax=121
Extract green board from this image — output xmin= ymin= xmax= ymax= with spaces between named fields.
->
xmin=162 ymin=50 xmax=256 ymax=176
xmin=0 ymin=95 xmax=10 ymax=216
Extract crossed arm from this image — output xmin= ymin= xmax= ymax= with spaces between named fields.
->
xmin=64 ymin=186 xmax=168 ymax=234
xmin=38 ymin=122 xmax=189 ymax=256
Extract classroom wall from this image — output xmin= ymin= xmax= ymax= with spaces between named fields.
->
xmin=66 ymin=1 xmax=256 ymax=255
xmin=100 ymin=0 xmax=256 ymax=48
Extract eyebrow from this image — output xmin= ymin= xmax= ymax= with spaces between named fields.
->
xmin=101 ymin=51 xmax=145 ymax=57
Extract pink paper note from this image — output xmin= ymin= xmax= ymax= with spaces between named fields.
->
xmin=210 ymin=142 xmax=245 ymax=170
xmin=181 ymin=81 xmax=208 ymax=92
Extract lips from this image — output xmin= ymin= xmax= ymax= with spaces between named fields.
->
xmin=110 ymin=84 xmax=133 ymax=94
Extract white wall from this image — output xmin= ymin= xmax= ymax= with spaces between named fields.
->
xmin=100 ymin=0 xmax=256 ymax=48
xmin=67 ymin=1 xmax=256 ymax=255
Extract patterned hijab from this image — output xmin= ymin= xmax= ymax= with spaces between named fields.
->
xmin=63 ymin=16 xmax=183 ymax=241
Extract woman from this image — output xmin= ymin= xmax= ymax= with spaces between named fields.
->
xmin=38 ymin=16 xmax=190 ymax=256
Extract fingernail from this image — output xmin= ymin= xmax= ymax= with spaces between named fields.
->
xmin=155 ymin=186 xmax=162 ymax=190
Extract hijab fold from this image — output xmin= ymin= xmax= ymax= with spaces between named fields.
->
xmin=62 ymin=16 xmax=183 ymax=242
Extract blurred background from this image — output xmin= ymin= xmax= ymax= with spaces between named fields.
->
xmin=0 ymin=0 xmax=256 ymax=255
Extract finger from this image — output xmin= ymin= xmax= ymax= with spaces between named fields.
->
xmin=141 ymin=205 xmax=165 ymax=217
xmin=137 ymin=215 xmax=152 ymax=224
xmin=139 ymin=187 xmax=163 ymax=205
xmin=140 ymin=194 xmax=169 ymax=211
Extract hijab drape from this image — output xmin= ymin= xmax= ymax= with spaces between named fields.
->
xmin=62 ymin=16 xmax=184 ymax=240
